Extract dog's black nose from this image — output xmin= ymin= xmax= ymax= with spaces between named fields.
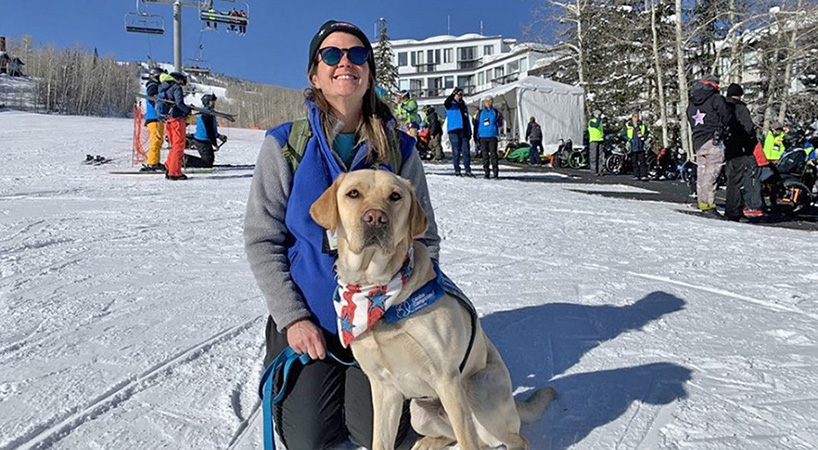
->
xmin=362 ymin=209 xmax=389 ymax=228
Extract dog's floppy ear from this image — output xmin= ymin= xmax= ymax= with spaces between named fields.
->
xmin=404 ymin=180 xmax=428 ymax=240
xmin=310 ymin=173 xmax=345 ymax=232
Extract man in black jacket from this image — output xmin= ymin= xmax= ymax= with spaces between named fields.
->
xmin=425 ymin=105 xmax=444 ymax=161
xmin=687 ymin=75 xmax=731 ymax=216
xmin=723 ymin=83 xmax=762 ymax=221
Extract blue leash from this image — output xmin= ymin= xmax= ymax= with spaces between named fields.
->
xmin=258 ymin=346 xmax=357 ymax=450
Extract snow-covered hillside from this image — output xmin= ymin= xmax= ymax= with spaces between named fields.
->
xmin=1 ymin=111 xmax=817 ymax=450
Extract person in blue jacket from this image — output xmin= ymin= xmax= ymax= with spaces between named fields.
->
xmin=475 ymin=95 xmax=504 ymax=179
xmin=443 ymin=87 xmax=474 ymax=176
xmin=244 ymin=20 xmax=440 ymax=450
xmin=185 ymin=94 xmax=226 ymax=168
xmin=141 ymin=67 xmax=167 ymax=172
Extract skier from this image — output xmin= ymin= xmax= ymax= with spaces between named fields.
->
xmin=444 ymin=87 xmax=474 ymax=176
xmin=141 ymin=67 xmax=167 ymax=172
xmin=158 ymin=71 xmax=191 ymax=180
xmin=185 ymin=94 xmax=226 ymax=168
xmin=687 ymin=75 xmax=730 ymax=217
xmin=475 ymin=95 xmax=504 ymax=179
xmin=587 ymin=109 xmax=605 ymax=175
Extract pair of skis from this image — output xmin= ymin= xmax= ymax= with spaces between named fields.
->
xmin=137 ymin=93 xmax=237 ymax=122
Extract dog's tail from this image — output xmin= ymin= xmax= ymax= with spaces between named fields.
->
xmin=515 ymin=387 xmax=556 ymax=423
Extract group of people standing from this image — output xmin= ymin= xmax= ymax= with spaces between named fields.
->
xmin=142 ymin=67 xmax=225 ymax=180
xmin=586 ymin=110 xmax=651 ymax=180
xmin=687 ymin=76 xmax=764 ymax=220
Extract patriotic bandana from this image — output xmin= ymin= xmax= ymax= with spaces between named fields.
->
xmin=334 ymin=247 xmax=414 ymax=347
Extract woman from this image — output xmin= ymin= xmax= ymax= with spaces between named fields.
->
xmin=244 ymin=20 xmax=440 ymax=450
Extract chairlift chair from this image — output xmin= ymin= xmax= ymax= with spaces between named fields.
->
xmin=199 ymin=1 xmax=249 ymax=28
xmin=184 ymin=59 xmax=211 ymax=75
xmin=124 ymin=12 xmax=165 ymax=35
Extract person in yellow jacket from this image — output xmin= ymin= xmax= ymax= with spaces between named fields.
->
xmin=763 ymin=123 xmax=786 ymax=162
xmin=587 ymin=109 xmax=605 ymax=175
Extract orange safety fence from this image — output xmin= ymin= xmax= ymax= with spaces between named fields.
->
xmin=132 ymin=102 xmax=149 ymax=166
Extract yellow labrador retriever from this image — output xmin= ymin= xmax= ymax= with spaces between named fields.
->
xmin=310 ymin=169 xmax=555 ymax=450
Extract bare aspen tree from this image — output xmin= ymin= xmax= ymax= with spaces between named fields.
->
xmin=651 ymin=1 xmax=669 ymax=148
xmin=675 ymin=0 xmax=692 ymax=159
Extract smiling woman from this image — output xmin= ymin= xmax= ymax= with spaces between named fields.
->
xmin=244 ymin=19 xmax=441 ymax=450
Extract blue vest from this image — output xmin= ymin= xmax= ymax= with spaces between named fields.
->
xmin=194 ymin=108 xmax=217 ymax=141
xmin=144 ymin=81 xmax=159 ymax=122
xmin=267 ymin=102 xmax=415 ymax=334
xmin=446 ymin=103 xmax=464 ymax=132
xmin=477 ymin=107 xmax=499 ymax=138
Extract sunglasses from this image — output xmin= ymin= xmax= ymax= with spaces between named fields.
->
xmin=318 ymin=46 xmax=369 ymax=66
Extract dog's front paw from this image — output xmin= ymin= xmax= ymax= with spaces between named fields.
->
xmin=410 ymin=436 xmax=455 ymax=450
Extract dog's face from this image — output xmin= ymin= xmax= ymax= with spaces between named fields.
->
xmin=310 ymin=170 xmax=428 ymax=254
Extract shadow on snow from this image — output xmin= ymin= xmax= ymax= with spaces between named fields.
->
xmin=481 ymin=291 xmax=691 ymax=449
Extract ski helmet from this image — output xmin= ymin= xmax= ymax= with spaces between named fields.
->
xmin=170 ymin=72 xmax=188 ymax=84
xmin=149 ymin=67 xmax=166 ymax=78
xmin=201 ymin=94 xmax=217 ymax=105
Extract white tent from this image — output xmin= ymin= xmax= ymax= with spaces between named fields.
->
xmin=466 ymin=76 xmax=585 ymax=146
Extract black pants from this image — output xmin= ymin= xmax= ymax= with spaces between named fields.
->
xmin=184 ymin=139 xmax=215 ymax=168
xmin=263 ymin=317 xmax=411 ymax=450
xmin=630 ymin=151 xmax=647 ymax=179
xmin=481 ymin=137 xmax=499 ymax=177
xmin=529 ymin=140 xmax=543 ymax=164
xmin=725 ymin=154 xmax=753 ymax=219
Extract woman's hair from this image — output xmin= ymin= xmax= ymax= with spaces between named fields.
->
xmin=306 ymin=65 xmax=395 ymax=164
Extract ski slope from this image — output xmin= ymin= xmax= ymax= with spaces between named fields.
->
xmin=1 ymin=111 xmax=817 ymax=450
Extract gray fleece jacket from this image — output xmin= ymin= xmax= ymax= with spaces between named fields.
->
xmin=244 ymin=134 xmax=441 ymax=333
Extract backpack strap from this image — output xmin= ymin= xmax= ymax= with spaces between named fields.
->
xmin=282 ymin=118 xmax=312 ymax=174
xmin=386 ymin=128 xmax=403 ymax=174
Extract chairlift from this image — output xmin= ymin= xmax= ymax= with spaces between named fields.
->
xmin=124 ymin=12 xmax=165 ymax=35
xmin=199 ymin=1 xmax=249 ymax=29
xmin=184 ymin=59 xmax=211 ymax=75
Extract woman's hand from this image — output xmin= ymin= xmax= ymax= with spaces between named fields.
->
xmin=285 ymin=318 xmax=326 ymax=360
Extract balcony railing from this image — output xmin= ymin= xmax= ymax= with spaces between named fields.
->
xmin=411 ymin=62 xmax=439 ymax=73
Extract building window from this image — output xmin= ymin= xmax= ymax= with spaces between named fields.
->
xmin=458 ymin=46 xmax=477 ymax=62
xmin=483 ymin=45 xmax=494 ymax=56
xmin=457 ymin=75 xmax=474 ymax=91
xmin=416 ymin=50 xmax=425 ymax=65
xmin=399 ymin=79 xmax=409 ymax=91
xmin=478 ymin=71 xmax=484 ymax=86
xmin=494 ymin=66 xmax=505 ymax=80
xmin=410 ymin=79 xmax=423 ymax=93
xmin=428 ymin=77 xmax=443 ymax=97
xmin=435 ymin=49 xmax=441 ymax=64
xmin=444 ymin=76 xmax=454 ymax=89
xmin=411 ymin=51 xmax=416 ymax=66
xmin=398 ymin=52 xmax=407 ymax=67
xmin=443 ymin=48 xmax=453 ymax=63
xmin=508 ymin=59 xmax=519 ymax=74
xmin=485 ymin=69 xmax=492 ymax=81
xmin=520 ymin=57 xmax=528 ymax=72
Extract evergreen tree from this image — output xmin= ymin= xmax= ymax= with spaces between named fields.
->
xmin=373 ymin=18 xmax=399 ymax=105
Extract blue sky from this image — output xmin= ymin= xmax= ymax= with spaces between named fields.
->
xmin=0 ymin=0 xmax=553 ymax=90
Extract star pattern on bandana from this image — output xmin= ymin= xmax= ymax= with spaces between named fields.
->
xmin=692 ymin=109 xmax=706 ymax=126
xmin=367 ymin=289 xmax=390 ymax=312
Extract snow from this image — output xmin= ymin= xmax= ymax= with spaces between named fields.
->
xmin=2 ymin=110 xmax=818 ymax=450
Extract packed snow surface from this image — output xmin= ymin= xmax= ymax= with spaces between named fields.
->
xmin=1 ymin=111 xmax=817 ymax=450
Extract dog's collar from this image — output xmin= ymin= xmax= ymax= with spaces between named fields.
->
xmin=334 ymin=247 xmax=415 ymax=347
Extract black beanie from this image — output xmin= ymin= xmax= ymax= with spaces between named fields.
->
xmin=726 ymin=83 xmax=744 ymax=97
xmin=307 ymin=20 xmax=375 ymax=77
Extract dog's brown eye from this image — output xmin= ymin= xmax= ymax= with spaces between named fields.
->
xmin=389 ymin=192 xmax=402 ymax=202
xmin=346 ymin=189 xmax=360 ymax=199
